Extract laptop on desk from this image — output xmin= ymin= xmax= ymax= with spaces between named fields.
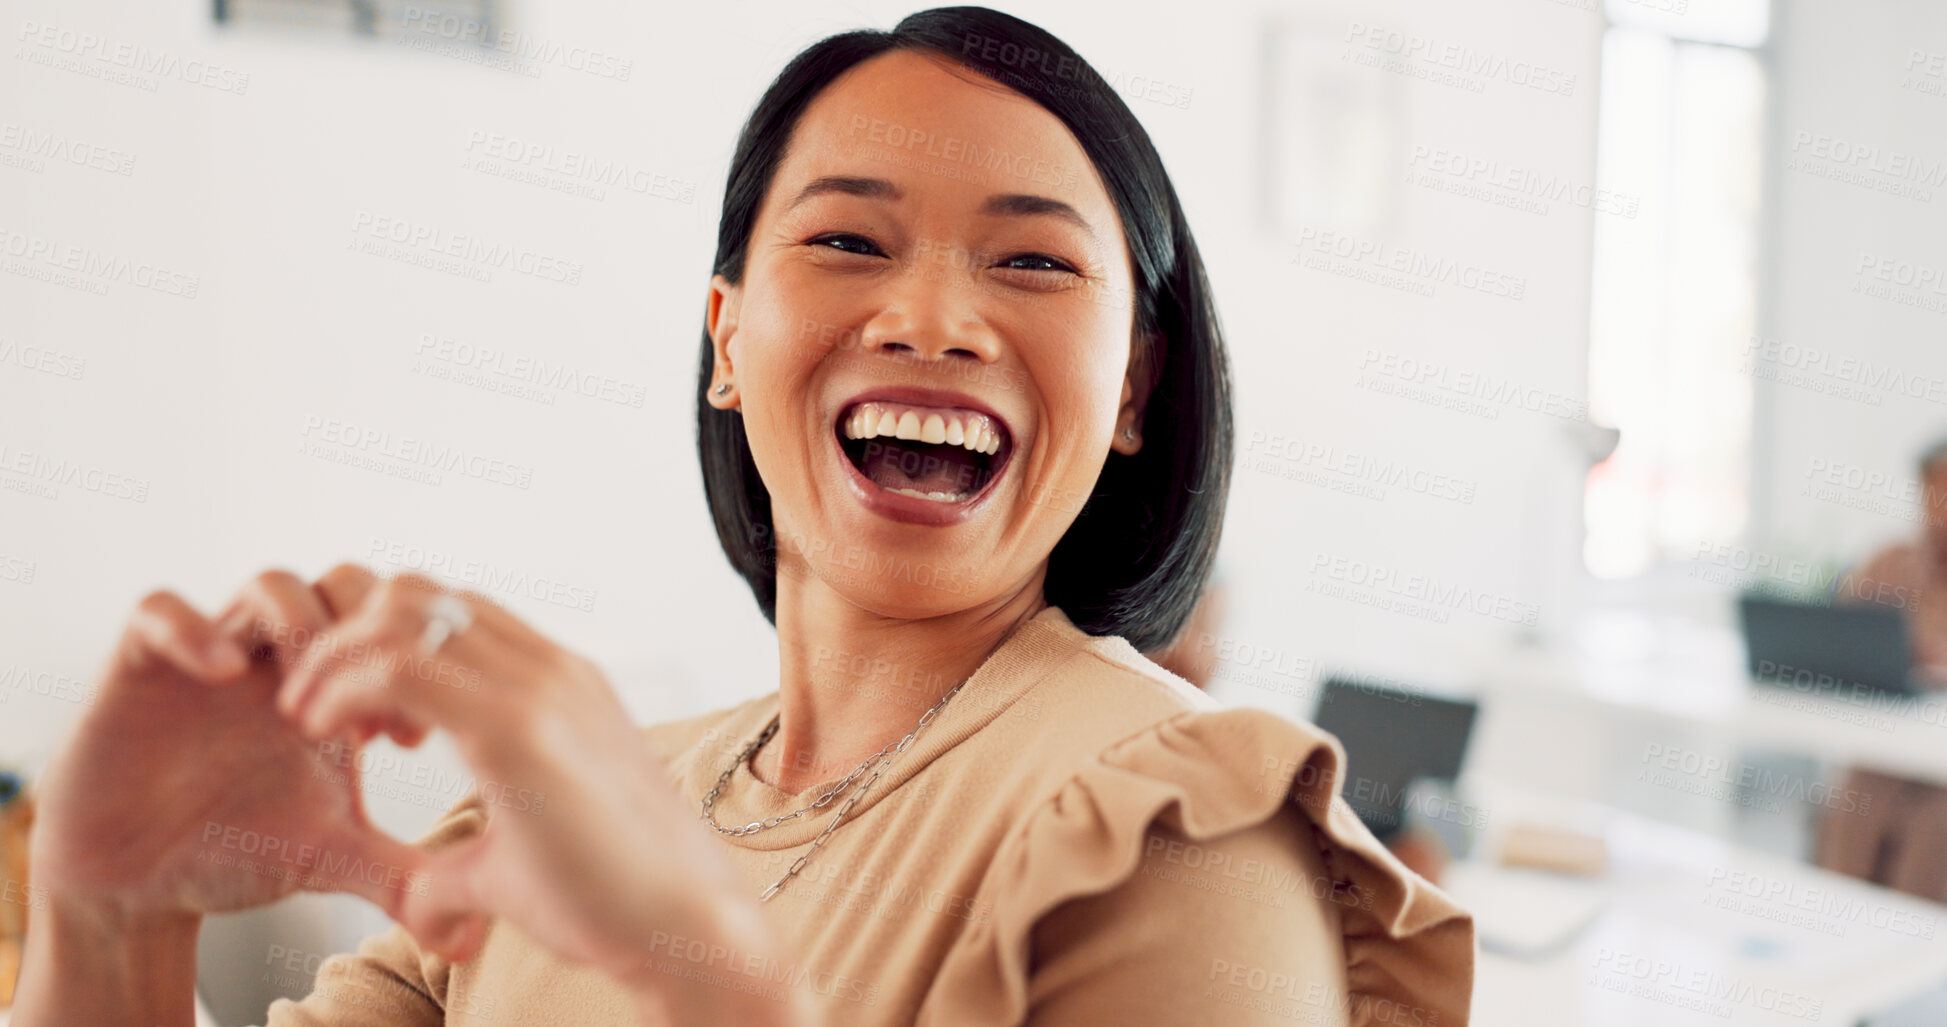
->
xmin=1311 ymin=678 xmax=1478 ymax=840
xmin=1311 ymin=680 xmax=1617 ymax=957
xmin=1737 ymin=593 xmax=1920 ymax=697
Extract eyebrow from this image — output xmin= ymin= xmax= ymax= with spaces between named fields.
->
xmin=785 ymin=175 xmax=1099 ymax=240
xmin=786 ymin=176 xmax=902 ymax=209
xmin=982 ymin=193 xmax=1098 ymax=240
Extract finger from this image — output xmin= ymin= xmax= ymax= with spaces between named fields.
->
xmin=302 ymin=563 xmax=406 ymax=744
xmin=282 ymin=566 xmax=404 ymax=716
xmin=312 ymin=562 xmax=381 ymax=620
xmin=284 ymin=598 xmax=442 ymax=742
xmin=123 ymin=590 xmax=248 ymax=683
xmin=339 ymin=566 xmax=520 ymax=643
xmin=388 ymin=836 xmax=493 ymax=963
xmin=311 ymin=826 xmax=434 ymax=914
xmin=284 ymin=574 xmax=486 ymax=736
xmin=298 ymin=630 xmax=501 ymax=747
xmin=278 ymin=607 xmax=401 ymax=729
xmin=384 ymin=718 xmax=431 ymax=749
xmin=213 ymin=569 xmax=334 ymax=673
xmin=299 ymin=669 xmax=431 ymax=748
xmin=277 ymin=581 xmax=403 ymax=721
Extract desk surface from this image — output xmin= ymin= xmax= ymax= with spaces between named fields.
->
xmin=1482 ymin=612 xmax=1947 ymax=789
xmin=1456 ymin=781 xmax=1947 ymax=1026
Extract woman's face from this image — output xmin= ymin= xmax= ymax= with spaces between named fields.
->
xmin=706 ymin=49 xmax=1147 ymax=620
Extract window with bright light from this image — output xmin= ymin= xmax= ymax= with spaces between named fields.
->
xmin=1583 ymin=1 xmax=1769 ymax=579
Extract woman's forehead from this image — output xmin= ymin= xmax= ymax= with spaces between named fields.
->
xmin=777 ymin=50 xmax=1107 ymax=215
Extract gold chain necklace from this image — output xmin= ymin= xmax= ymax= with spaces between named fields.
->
xmin=698 ymin=681 xmax=965 ymax=901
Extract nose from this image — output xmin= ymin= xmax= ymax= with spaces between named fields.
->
xmin=853 ymin=273 xmax=1003 ymax=366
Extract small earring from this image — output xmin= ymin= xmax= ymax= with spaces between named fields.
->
xmin=1121 ymin=427 xmax=1136 ymax=441
xmin=714 ymin=383 xmax=732 ymax=397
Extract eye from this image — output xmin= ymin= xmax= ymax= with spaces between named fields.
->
xmin=996 ymin=252 xmax=1077 ymax=274
xmin=808 ymin=232 xmax=885 ymax=257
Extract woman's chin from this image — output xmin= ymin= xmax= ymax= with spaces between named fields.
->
xmin=811 ymin=557 xmax=992 ymax=620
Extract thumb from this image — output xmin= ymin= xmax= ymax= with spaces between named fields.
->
xmin=311 ymin=825 xmax=491 ymax=963
xmin=389 ymin=835 xmax=494 ymax=963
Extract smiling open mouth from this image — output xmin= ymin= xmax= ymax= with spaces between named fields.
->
xmin=838 ymin=400 xmax=1010 ymax=503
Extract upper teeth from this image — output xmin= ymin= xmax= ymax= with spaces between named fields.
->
xmin=842 ymin=401 xmax=1003 ymax=455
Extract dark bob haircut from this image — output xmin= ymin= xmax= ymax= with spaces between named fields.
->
xmin=695 ymin=5 xmax=1232 ymax=653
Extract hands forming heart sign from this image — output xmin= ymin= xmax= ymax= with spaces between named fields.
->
xmin=13 ymin=565 xmax=810 ymax=1027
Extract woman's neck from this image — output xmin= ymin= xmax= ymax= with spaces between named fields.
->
xmin=753 ymin=569 xmax=1050 ymax=794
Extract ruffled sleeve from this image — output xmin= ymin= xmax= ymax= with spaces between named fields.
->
xmin=920 ymin=707 xmax=1475 ymax=1027
xmin=258 ymin=797 xmax=490 ymax=1027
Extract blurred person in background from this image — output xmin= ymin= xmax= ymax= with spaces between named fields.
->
xmin=1816 ymin=438 xmax=1947 ymax=901
xmin=13 ymin=8 xmax=1473 ymax=1026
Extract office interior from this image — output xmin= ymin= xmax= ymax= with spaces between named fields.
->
xmin=3 ymin=0 xmax=1946 ymax=1023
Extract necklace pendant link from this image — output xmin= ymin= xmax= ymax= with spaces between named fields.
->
xmin=705 ymin=679 xmax=968 ymax=900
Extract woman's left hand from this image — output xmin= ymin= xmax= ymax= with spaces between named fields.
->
xmin=275 ymin=564 xmax=806 ymax=1025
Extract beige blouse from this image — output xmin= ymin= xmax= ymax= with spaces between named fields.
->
xmin=261 ymin=605 xmax=1474 ymax=1025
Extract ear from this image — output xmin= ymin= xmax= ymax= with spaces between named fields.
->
xmin=705 ymin=273 xmax=743 ymax=411
xmin=1111 ymin=333 xmax=1160 ymax=455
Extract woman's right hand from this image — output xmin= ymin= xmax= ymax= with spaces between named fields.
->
xmin=27 ymin=570 xmax=438 ymax=921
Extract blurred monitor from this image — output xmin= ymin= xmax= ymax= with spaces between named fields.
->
xmin=1737 ymin=594 xmax=1918 ymax=697
xmin=1312 ymin=678 xmax=1478 ymax=841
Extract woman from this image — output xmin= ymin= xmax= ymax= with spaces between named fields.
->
xmin=1816 ymin=439 xmax=1947 ymax=902
xmin=14 ymin=8 xmax=1472 ymax=1025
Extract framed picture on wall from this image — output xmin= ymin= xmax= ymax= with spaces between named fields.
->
xmin=1259 ymin=17 xmax=1404 ymax=240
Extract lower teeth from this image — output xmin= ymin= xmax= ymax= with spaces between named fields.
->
xmin=889 ymin=487 xmax=971 ymax=503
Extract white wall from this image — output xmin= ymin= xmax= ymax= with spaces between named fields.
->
xmin=2 ymin=0 xmax=1606 ymax=1019
xmin=0 ymin=0 xmax=1611 ymax=776
xmin=1752 ymin=0 xmax=1947 ymax=566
